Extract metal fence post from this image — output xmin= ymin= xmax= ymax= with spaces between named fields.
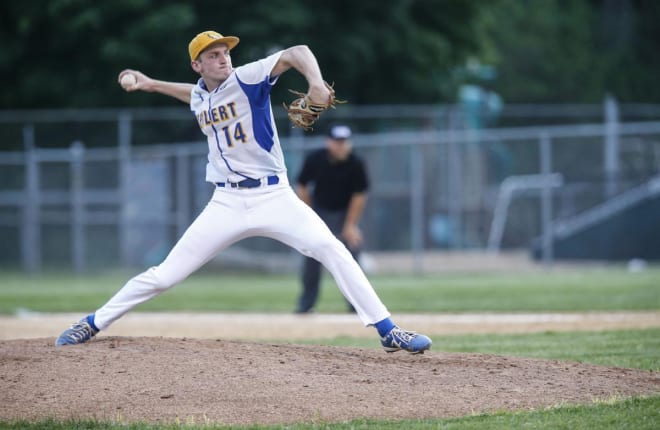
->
xmin=118 ymin=111 xmax=132 ymax=267
xmin=539 ymin=132 xmax=554 ymax=266
xmin=410 ymin=144 xmax=425 ymax=273
xmin=176 ymin=148 xmax=190 ymax=238
xmin=70 ymin=141 xmax=85 ymax=273
xmin=604 ymin=95 xmax=620 ymax=198
xmin=21 ymin=124 xmax=41 ymax=273
xmin=447 ymin=107 xmax=463 ymax=248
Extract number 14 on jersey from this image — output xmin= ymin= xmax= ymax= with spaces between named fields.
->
xmin=222 ymin=122 xmax=247 ymax=147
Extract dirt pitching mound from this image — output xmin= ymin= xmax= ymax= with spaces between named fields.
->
xmin=1 ymin=337 xmax=658 ymax=425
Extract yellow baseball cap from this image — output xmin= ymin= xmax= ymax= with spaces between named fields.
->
xmin=188 ymin=31 xmax=240 ymax=61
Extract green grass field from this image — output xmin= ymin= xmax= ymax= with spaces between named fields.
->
xmin=1 ymin=267 xmax=658 ymax=429
xmin=1 ymin=267 xmax=658 ymax=314
xmin=293 ymin=328 xmax=660 ymax=371
xmin=2 ymin=396 xmax=659 ymax=430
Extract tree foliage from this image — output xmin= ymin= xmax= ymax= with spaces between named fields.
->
xmin=475 ymin=0 xmax=660 ymax=102
xmin=0 ymin=0 xmax=658 ymax=109
xmin=0 ymin=0 xmax=479 ymax=108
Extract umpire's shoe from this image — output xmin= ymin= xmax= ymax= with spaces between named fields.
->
xmin=381 ymin=326 xmax=432 ymax=354
xmin=55 ymin=315 xmax=98 ymax=346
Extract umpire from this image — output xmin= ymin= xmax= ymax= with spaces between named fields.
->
xmin=295 ymin=124 xmax=369 ymax=313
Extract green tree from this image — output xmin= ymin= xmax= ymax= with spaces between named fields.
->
xmin=475 ymin=0 xmax=601 ymax=102
xmin=0 ymin=0 xmax=198 ymax=108
xmin=473 ymin=0 xmax=660 ymax=103
xmin=597 ymin=0 xmax=660 ymax=102
xmin=0 ymin=0 xmax=482 ymax=108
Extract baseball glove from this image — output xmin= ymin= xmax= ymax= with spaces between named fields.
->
xmin=283 ymin=81 xmax=346 ymax=131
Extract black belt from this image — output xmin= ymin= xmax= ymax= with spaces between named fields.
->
xmin=216 ymin=175 xmax=280 ymax=189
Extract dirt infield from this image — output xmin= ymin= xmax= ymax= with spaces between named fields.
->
xmin=0 ymin=312 xmax=659 ymax=425
xmin=1 ymin=337 xmax=659 ymax=425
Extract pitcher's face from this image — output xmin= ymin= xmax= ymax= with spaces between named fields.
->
xmin=192 ymin=43 xmax=233 ymax=90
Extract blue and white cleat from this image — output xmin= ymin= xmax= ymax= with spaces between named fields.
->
xmin=55 ymin=315 xmax=98 ymax=346
xmin=381 ymin=326 xmax=432 ymax=354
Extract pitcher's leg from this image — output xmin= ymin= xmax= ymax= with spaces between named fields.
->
xmin=311 ymin=238 xmax=389 ymax=325
xmin=343 ymin=246 xmax=361 ymax=313
xmin=93 ymin=267 xmax=174 ymax=330
xmin=256 ymin=189 xmax=390 ymax=326
xmin=284 ymin=211 xmax=431 ymax=353
xmin=94 ymin=193 xmax=245 ymax=330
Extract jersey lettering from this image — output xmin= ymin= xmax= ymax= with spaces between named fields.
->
xmin=218 ymin=105 xmax=229 ymax=121
xmin=197 ymin=102 xmax=239 ymax=128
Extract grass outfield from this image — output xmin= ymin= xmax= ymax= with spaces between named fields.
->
xmin=1 ymin=396 xmax=659 ymax=429
xmin=0 ymin=267 xmax=658 ymax=314
xmin=293 ymin=328 xmax=660 ymax=371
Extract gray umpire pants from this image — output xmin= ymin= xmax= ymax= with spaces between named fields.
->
xmin=297 ymin=207 xmax=359 ymax=313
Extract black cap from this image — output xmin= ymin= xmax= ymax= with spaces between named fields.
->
xmin=328 ymin=124 xmax=352 ymax=140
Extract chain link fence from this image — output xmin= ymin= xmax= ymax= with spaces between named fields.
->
xmin=1 ymin=102 xmax=659 ymax=272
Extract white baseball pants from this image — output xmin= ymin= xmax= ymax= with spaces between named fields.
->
xmin=93 ymin=182 xmax=391 ymax=330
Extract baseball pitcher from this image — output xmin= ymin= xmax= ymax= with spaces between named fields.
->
xmin=55 ymin=30 xmax=432 ymax=354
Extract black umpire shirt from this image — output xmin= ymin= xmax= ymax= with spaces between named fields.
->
xmin=297 ymin=149 xmax=369 ymax=211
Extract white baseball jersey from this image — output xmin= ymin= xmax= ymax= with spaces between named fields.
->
xmin=190 ymin=51 xmax=286 ymax=184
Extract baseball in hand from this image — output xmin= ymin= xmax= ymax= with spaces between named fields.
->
xmin=120 ymin=73 xmax=137 ymax=89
